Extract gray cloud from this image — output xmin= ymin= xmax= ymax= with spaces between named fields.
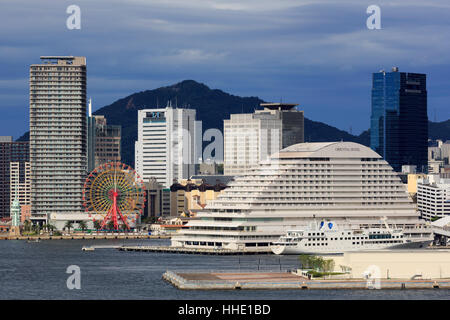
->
xmin=1 ymin=0 xmax=450 ymax=138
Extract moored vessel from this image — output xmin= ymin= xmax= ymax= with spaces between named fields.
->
xmin=271 ymin=219 xmax=432 ymax=255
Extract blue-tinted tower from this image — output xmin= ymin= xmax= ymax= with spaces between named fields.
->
xmin=370 ymin=67 xmax=428 ymax=172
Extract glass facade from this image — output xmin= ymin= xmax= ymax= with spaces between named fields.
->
xmin=370 ymin=69 xmax=428 ymax=172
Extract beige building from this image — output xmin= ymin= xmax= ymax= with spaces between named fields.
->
xmin=327 ymin=250 xmax=450 ymax=279
xmin=407 ymin=173 xmax=427 ymax=196
xmin=10 ymin=161 xmax=31 ymax=208
xmin=169 ymin=176 xmax=232 ymax=217
xmin=224 ymin=103 xmax=304 ymax=176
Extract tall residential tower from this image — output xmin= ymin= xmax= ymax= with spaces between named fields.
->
xmin=29 ymin=56 xmax=87 ymax=222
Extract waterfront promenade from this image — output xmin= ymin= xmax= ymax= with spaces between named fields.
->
xmin=163 ymin=270 xmax=450 ymax=290
xmin=0 ymin=234 xmax=170 ymax=240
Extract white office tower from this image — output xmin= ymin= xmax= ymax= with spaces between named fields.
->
xmin=172 ymin=142 xmax=432 ymax=252
xmin=29 ymin=56 xmax=87 ymax=221
xmin=417 ymin=175 xmax=450 ymax=221
xmin=224 ymin=103 xmax=304 ymax=176
xmin=135 ymin=106 xmax=197 ymax=188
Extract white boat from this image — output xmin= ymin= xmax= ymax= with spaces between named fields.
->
xmin=82 ymin=246 xmax=95 ymax=251
xmin=271 ymin=219 xmax=432 ymax=255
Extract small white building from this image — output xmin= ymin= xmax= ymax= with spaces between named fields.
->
xmin=417 ymin=175 xmax=450 ymax=221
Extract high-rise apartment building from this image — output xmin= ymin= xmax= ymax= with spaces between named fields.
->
xmin=224 ymin=103 xmax=304 ymax=175
xmin=29 ymin=56 xmax=87 ymax=222
xmin=370 ymin=67 xmax=428 ymax=172
xmin=135 ymin=106 xmax=197 ymax=188
xmin=0 ymin=137 xmax=29 ymax=218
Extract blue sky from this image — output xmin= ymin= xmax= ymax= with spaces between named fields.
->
xmin=1 ymin=0 xmax=450 ymax=139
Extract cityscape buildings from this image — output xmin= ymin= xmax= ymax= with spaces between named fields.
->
xmin=169 ymin=175 xmax=233 ymax=217
xmin=143 ymin=178 xmax=165 ymax=220
xmin=417 ymin=175 xmax=450 ymax=221
xmin=135 ymin=105 xmax=197 ymax=216
xmin=171 ymin=141 xmax=432 ymax=251
xmin=87 ymin=113 xmax=121 ymax=172
xmin=29 ymin=56 xmax=87 ymax=223
xmin=224 ymin=103 xmax=304 ymax=176
xmin=9 ymin=161 xmax=31 ymax=210
xmin=0 ymin=136 xmax=29 ymax=219
xmin=428 ymin=139 xmax=450 ymax=174
xmin=135 ymin=105 xmax=197 ymax=187
xmin=370 ymin=67 xmax=428 ymax=172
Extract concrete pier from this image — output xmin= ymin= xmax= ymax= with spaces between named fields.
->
xmin=119 ymin=245 xmax=271 ymax=255
xmin=163 ymin=270 xmax=450 ymax=290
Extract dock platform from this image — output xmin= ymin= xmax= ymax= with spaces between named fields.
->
xmin=119 ymin=245 xmax=271 ymax=255
xmin=163 ymin=270 xmax=450 ymax=290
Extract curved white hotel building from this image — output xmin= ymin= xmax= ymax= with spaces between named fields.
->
xmin=171 ymin=141 xmax=431 ymax=252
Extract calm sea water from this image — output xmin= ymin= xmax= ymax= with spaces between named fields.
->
xmin=0 ymin=239 xmax=448 ymax=300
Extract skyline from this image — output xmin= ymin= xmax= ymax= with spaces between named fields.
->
xmin=2 ymin=0 xmax=450 ymax=139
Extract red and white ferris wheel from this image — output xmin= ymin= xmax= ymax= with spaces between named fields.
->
xmin=82 ymin=162 xmax=146 ymax=230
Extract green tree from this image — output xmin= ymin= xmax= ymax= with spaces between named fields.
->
xmin=298 ymin=255 xmax=334 ymax=272
xmin=64 ymin=221 xmax=73 ymax=233
xmin=323 ymin=259 xmax=335 ymax=273
xmin=31 ymin=224 xmax=40 ymax=235
xmin=78 ymin=220 xmax=88 ymax=232
xmin=23 ymin=220 xmax=31 ymax=232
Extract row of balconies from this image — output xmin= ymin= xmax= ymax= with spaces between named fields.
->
xmin=210 ymin=202 xmax=414 ymax=210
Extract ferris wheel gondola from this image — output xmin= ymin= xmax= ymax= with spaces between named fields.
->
xmin=82 ymin=162 xmax=146 ymax=230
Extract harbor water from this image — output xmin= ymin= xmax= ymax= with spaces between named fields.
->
xmin=0 ymin=239 xmax=448 ymax=300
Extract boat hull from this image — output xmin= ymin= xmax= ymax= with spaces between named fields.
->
xmin=271 ymin=239 xmax=433 ymax=255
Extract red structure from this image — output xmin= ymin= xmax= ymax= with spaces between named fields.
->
xmin=83 ymin=162 xmax=146 ymax=231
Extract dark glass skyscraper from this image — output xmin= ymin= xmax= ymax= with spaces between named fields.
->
xmin=370 ymin=67 xmax=428 ymax=172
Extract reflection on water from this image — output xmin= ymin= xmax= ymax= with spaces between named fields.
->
xmin=0 ymin=239 xmax=448 ymax=300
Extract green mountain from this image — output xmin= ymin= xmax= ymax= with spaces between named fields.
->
xmin=429 ymin=119 xmax=450 ymax=141
xmin=16 ymin=80 xmax=450 ymax=167
xmin=91 ymin=80 xmax=263 ymax=166
xmin=93 ymin=79 xmax=374 ymax=166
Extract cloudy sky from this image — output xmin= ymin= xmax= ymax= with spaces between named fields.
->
xmin=1 ymin=0 xmax=450 ymax=138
